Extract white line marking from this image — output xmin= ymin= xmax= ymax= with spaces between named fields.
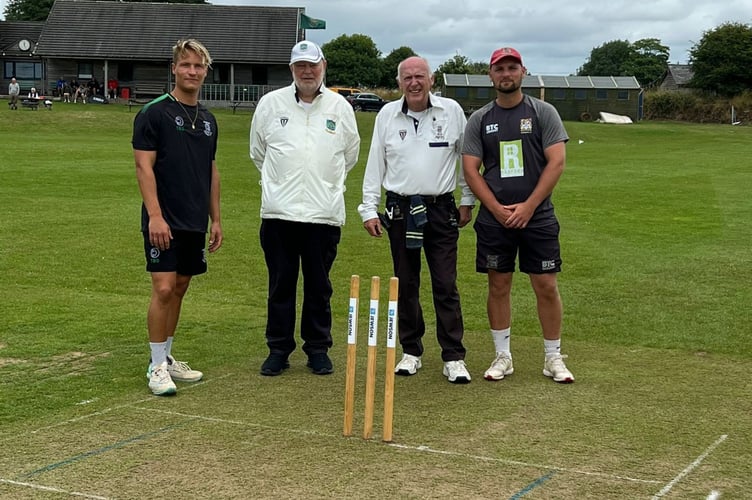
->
xmin=651 ymin=434 xmax=728 ymax=499
xmin=706 ymin=490 xmax=721 ymax=500
xmin=0 ymin=478 xmax=111 ymax=499
xmin=134 ymin=406 xmax=660 ymax=484
xmin=388 ymin=443 xmax=662 ymax=484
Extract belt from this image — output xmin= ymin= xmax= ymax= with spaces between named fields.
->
xmin=386 ymin=191 xmax=453 ymax=204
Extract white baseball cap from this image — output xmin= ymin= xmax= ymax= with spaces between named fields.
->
xmin=290 ymin=41 xmax=324 ymax=64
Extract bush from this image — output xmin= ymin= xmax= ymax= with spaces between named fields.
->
xmin=643 ymin=90 xmax=749 ymax=123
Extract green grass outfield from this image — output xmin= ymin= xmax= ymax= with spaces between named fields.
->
xmin=0 ymin=103 xmax=750 ymax=499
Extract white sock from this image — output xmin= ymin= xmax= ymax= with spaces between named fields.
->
xmin=165 ymin=336 xmax=174 ymax=359
xmin=544 ymin=339 xmax=561 ymax=358
xmin=491 ymin=328 xmax=511 ymax=355
xmin=150 ymin=342 xmax=167 ymax=367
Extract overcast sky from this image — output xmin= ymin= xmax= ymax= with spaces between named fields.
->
xmin=3 ymin=0 xmax=750 ymax=75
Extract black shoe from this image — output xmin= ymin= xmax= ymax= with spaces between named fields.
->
xmin=306 ymin=353 xmax=333 ymax=375
xmin=260 ymin=353 xmax=289 ymax=376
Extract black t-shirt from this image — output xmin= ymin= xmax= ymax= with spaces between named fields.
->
xmin=132 ymin=94 xmax=218 ymax=232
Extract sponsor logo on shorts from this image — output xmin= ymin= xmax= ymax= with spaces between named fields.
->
xmin=150 ymin=247 xmax=160 ymax=264
xmin=202 ymin=249 xmax=207 ymax=263
xmin=542 ymin=260 xmax=556 ymax=271
xmin=486 ymin=255 xmax=500 ymax=268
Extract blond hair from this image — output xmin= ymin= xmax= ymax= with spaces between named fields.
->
xmin=172 ymin=39 xmax=212 ymax=68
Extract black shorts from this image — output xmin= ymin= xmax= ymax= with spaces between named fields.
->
xmin=474 ymin=221 xmax=561 ymax=274
xmin=143 ymin=230 xmax=207 ymax=275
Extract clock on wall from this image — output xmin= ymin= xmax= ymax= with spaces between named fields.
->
xmin=19 ymin=39 xmax=31 ymax=51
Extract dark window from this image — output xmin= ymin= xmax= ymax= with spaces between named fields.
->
xmin=118 ymin=62 xmax=134 ymax=81
xmin=552 ymin=88 xmax=566 ymax=100
xmin=617 ymin=90 xmax=629 ymax=100
xmin=455 ymin=87 xmax=468 ymax=98
xmin=596 ymin=89 xmax=608 ymax=100
xmin=78 ymin=62 xmax=93 ymax=80
xmin=5 ymin=61 xmax=43 ymax=79
xmin=476 ymin=87 xmax=490 ymax=99
xmin=574 ymin=89 xmax=587 ymax=100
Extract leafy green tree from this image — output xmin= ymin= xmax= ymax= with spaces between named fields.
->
xmin=577 ymin=40 xmax=633 ymax=77
xmin=4 ymin=0 xmax=207 ymax=21
xmin=625 ymin=38 xmax=670 ymax=86
xmin=579 ymin=38 xmax=669 ymax=86
xmin=380 ymin=46 xmax=417 ymax=88
xmin=689 ymin=22 xmax=752 ymax=97
xmin=321 ymin=34 xmax=382 ymax=88
xmin=433 ymin=53 xmax=487 ymax=88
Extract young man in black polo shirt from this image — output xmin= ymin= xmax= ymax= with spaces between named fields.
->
xmin=133 ymin=39 xmax=223 ymax=396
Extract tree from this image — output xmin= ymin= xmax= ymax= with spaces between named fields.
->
xmin=578 ymin=38 xmax=669 ymax=86
xmin=577 ymin=40 xmax=634 ymax=77
xmin=4 ymin=0 xmax=207 ymax=21
xmin=433 ymin=53 xmax=487 ymax=88
xmin=689 ymin=22 xmax=752 ymax=97
xmin=379 ymin=46 xmax=417 ymax=88
xmin=625 ymin=38 xmax=669 ymax=86
xmin=321 ymin=34 xmax=382 ymax=88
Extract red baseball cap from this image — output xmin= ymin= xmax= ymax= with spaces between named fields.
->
xmin=490 ymin=47 xmax=523 ymax=66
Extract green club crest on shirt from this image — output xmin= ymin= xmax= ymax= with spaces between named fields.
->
xmin=326 ymin=119 xmax=336 ymax=133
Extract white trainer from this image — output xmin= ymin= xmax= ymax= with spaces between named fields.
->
xmin=394 ymin=354 xmax=422 ymax=376
xmin=148 ymin=361 xmax=177 ymax=396
xmin=543 ymin=354 xmax=575 ymax=383
xmin=484 ymin=352 xmax=514 ymax=381
xmin=443 ymin=360 xmax=471 ymax=384
xmin=166 ymin=355 xmax=203 ymax=382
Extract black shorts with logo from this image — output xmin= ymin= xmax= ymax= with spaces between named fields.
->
xmin=474 ymin=221 xmax=561 ymax=274
xmin=143 ymin=230 xmax=207 ymax=275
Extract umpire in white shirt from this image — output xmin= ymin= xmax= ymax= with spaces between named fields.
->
xmin=250 ymin=41 xmax=360 ymax=377
xmin=358 ymin=56 xmax=475 ymax=384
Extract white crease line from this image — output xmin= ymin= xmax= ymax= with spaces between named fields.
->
xmin=0 ymin=477 xmax=111 ymax=499
xmin=1 ymin=374 xmax=233 ymax=439
xmin=135 ymin=406 xmax=661 ymax=485
xmin=706 ymin=490 xmax=721 ymax=500
xmin=388 ymin=443 xmax=661 ymax=484
xmin=651 ymin=434 xmax=728 ymax=499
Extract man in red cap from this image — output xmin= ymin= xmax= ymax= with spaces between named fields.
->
xmin=461 ymin=47 xmax=575 ymax=384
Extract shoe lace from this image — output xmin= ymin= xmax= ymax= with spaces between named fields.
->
xmin=547 ymin=354 xmax=569 ymax=372
xmin=169 ymin=359 xmax=193 ymax=372
xmin=492 ymin=353 xmax=511 ymax=367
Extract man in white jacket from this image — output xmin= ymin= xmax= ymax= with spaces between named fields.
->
xmin=250 ymin=41 xmax=360 ymax=376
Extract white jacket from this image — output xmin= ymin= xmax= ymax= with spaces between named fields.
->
xmin=250 ymin=84 xmax=360 ymax=226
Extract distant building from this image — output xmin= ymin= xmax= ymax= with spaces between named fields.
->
xmin=658 ymin=64 xmax=695 ymax=92
xmin=442 ymin=74 xmax=643 ymax=121
xmin=2 ymin=0 xmax=311 ymax=103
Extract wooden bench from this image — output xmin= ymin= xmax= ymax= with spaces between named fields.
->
xmin=127 ymin=98 xmax=150 ymax=112
xmin=134 ymin=84 xmax=166 ymax=100
xmin=231 ymin=101 xmax=256 ymax=114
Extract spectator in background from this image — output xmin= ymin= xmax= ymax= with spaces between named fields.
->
xmin=8 ymin=77 xmax=20 ymax=110
xmin=56 ymin=77 xmax=66 ymax=97
xmin=28 ymin=87 xmax=39 ymax=99
xmin=108 ymin=78 xmax=119 ymax=100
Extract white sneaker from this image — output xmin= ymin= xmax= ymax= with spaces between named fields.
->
xmin=166 ymin=355 xmax=203 ymax=382
xmin=394 ymin=354 xmax=422 ymax=376
xmin=543 ymin=354 xmax=575 ymax=383
xmin=484 ymin=352 xmax=514 ymax=381
xmin=443 ymin=360 xmax=471 ymax=384
xmin=148 ymin=361 xmax=177 ymax=396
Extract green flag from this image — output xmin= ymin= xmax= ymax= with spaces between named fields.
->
xmin=300 ymin=13 xmax=326 ymax=30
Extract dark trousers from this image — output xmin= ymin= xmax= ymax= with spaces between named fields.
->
xmin=260 ymin=219 xmax=341 ymax=356
xmin=385 ymin=195 xmax=466 ymax=361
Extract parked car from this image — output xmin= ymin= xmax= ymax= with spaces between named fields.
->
xmin=348 ymin=92 xmax=388 ymax=112
xmin=330 ymin=86 xmax=362 ymax=97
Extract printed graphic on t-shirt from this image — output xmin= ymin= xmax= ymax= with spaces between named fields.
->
xmin=499 ymin=139 xmax=524 ymax=178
